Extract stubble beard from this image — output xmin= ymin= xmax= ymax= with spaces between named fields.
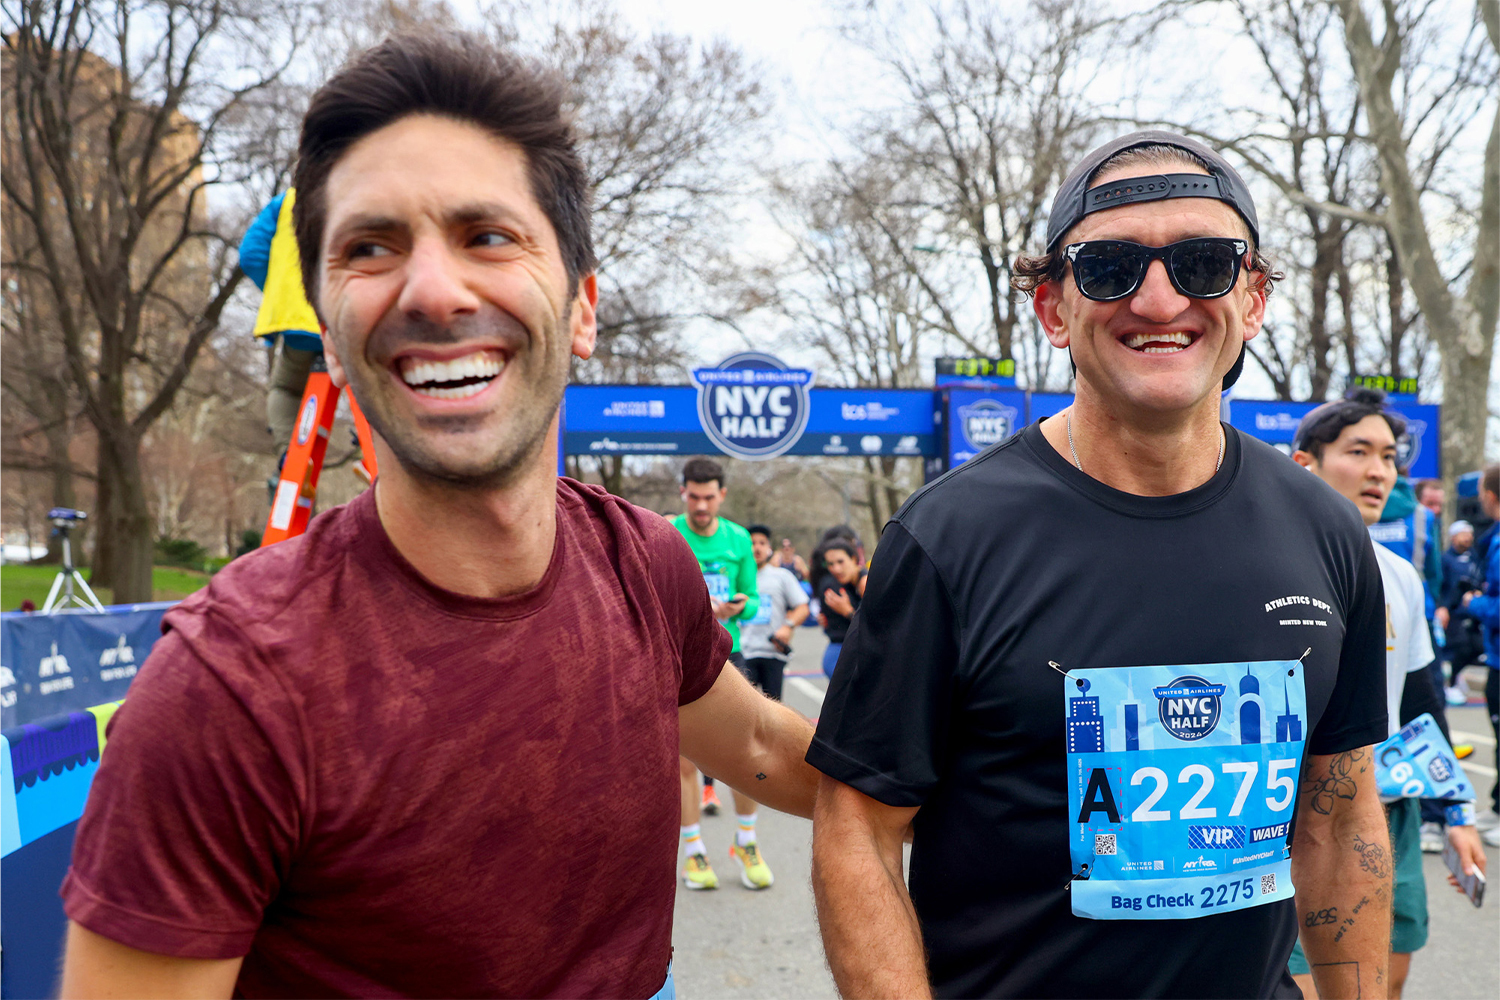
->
xmin=339 ymin=308 xmax=567 ymax=491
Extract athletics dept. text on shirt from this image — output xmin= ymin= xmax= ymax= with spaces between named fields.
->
xmin=1065 ymin=660 xmax=1307 ymax=920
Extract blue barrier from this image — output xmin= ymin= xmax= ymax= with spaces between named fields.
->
xmin=2 ymin=701 xmax=120 ymax=999
xmin=1 ymin=603 xmax=173 ymax=729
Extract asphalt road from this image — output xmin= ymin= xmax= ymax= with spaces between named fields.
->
xmin=672 ymin=638 xmax=1500 ymax=999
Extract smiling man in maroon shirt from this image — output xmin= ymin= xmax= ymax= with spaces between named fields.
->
xmin=58 ymin=32 xmax=818 ymax=999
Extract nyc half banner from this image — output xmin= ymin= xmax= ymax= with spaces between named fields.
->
xmin=1066 ymin=660 xmax=1307 ymax=920
xmin=2 ymin=701 xmax=121 ymax=859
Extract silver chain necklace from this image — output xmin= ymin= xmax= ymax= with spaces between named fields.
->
xmin=1066 ymin=410 xmax=1224 ymax=475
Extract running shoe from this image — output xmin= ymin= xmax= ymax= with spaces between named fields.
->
xmin=1445 ymin=686 xmax=1468 ymax=706
xmin=1476 ymin=809 xmax=1500 ymax=832
xmin=1454 ymin=743 xmax=1474 ymax=760
xmin=730 ymin=842 xmax=774 ymax=889
xmin=1419 ymin=822 xmax=1444 ymax=854
xmin=702 ymin=784 xmax=722 ymax=815
xmin=682 ymin=853 xmax=719 ymax=890
xmin=1484 ymin=827 xmax=1500 ymax=849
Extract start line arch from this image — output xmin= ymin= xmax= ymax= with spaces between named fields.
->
xmin=561 ymin=353 xmax=1442 ymax=480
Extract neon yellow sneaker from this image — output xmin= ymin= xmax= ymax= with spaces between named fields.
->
xmin=682 ymin=852 xmax=719 ymax=890
xmin=730 ymin=842 xmax=774 ymax=889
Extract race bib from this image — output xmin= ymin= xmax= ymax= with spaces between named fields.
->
xmin=1375 ymin=713 xmax=1473 ymax=802
xmin=702 ymin=568 xmax=731 ymax=603
xmin=747 ymin=601 xmax=772 ymax=626
xmin=1065 ymin=660 xmax=1307 ymax=920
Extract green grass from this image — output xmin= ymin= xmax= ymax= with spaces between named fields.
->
xmin=1 ymin=563 xmax=211 ymax=611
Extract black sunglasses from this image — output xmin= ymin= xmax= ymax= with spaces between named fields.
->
xmin=1062 ymin=237 xmax=1249 ymax=302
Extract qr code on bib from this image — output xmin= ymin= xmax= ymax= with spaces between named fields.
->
xmin=1260 ymin=873 xmax=1277 ymax=895
xmin=1094 ymin=834 xmax=1117 ymax=855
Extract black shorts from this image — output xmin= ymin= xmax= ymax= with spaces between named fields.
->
xmin=738 ymin=656 xmax=785 ymax=701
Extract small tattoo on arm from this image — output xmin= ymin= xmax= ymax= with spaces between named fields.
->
xmin=1303 ymin=907 xmax=1338 ymax=927
xmin=755 ymin=772 xmax=767 ymax=780
xmin=1353 ymin=835 xmax=1391 ymax=879
xmin=1311 ymin=962 xmax=1362 ymax=998
xmin=1303 ymin=748 xmax=1366 ymax=815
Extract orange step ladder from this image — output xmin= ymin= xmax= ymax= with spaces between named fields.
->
xmin=262 ymin=357 xmax=378 ymax=547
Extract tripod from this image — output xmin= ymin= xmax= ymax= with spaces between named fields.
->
xmin=41 ymin=511 xmax=105 ymax=613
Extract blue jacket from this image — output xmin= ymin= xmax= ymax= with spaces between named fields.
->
xmin=1372 ymin=478 xmax=1443 ymax=615
xmin=1468 ymin=523 xmax=1498 ymax=666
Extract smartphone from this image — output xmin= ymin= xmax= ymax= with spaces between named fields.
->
xmin=1443 ymin=840 xmax=1486 ymax=908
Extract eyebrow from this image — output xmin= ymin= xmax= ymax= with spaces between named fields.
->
xmin=326 ymin=202 xmax=532 ymax=246
xmin=1343 ymin=437 xmax=1397 ymax=451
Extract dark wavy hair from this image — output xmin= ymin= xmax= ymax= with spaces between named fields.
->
xmin=1293 ymin=388 xmax=1407 ymax=461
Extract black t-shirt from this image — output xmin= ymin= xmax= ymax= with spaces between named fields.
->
xmin=809 ymin=422 xmax=1387 ymax=999
xmin=817 ymin=573 xmax=862 ymax=643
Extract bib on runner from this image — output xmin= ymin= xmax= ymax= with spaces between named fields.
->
xmin=1066 ymin=660 xmax=1306 ymax=920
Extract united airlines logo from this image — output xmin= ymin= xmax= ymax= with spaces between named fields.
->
xmin=1153 ymin=675 xmax=1226 ymax=742
xmin=957 ymin=400 xmax=1018 ymax=451
xmin=692 ymin=353 xmax=814 ymax=460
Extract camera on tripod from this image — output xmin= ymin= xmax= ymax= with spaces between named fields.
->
xmin=48 ymin=507 xmax=87 ymax=530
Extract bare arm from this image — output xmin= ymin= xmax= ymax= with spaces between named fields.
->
xmin=812 ymin=776 xmax=928 ymax=999
xmin=679 ymin=662 xmax=817 ymax=818
xmin=785 ymin=602 xmax=810 ymax=628
xmin=60 ymin=922 xmax=241 ymax=999
xmin=1291 ymin=748 xmax=1391 ymax=999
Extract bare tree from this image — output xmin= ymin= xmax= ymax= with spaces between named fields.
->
xmin=833 ymin=0 xmax=1111 ymax=386
xmin=1336 ymin=0 xmax=1498 ymax=488
xmin=3 ymin=0 xmax=309 ymax=600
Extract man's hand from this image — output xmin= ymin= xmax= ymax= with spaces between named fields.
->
xmin=773 ymin=624 xmax=795 ymax=648
xmin=812 ymin=777 xmax=929 ymax=999
xmin=1291 ymin=747 xmax=1391 ymax=999
xmin=823 ymin=587 xmax=854 ymax=618
xmin=712 ymin=594 xmax=747 ymax=621
xmin=679 ymin=661 xmax=817 ymax=818
xmin=60 ymin=922 xmax=241 ymax=999
xmin=1445 ymin=825 xmax=1487 ymax=889
xmin=1434 ymin=606 xmax=1450 ymax=630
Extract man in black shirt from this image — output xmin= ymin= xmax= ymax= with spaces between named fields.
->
xmin=808 ymin=132 xmax=1391 ymax=999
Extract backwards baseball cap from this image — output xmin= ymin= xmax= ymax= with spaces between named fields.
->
xmin=1046 ymin=130 xmax=1260 ymax=255
xmin=1046 ymin=131 xmax=1261 ymax=390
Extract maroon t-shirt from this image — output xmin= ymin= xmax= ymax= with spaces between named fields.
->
xmin=62 ymin=480 xmax=729 ymax=998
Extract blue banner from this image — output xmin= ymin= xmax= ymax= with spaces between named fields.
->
xmin=1 ymin=604 xmax=171 ymax=728
xmin=562 ymin=385 xmax=936 ymax=458
xmin=1066 ymin=660 xmax=1307 ymax=920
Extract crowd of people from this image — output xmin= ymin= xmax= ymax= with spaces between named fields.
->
xmin=49 ymin=28 xmax=1498 ymax=1000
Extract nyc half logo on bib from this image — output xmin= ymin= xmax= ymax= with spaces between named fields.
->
xmin=692 ymin=353 xmax=815 ymax=460
xmin=1065 ymin=660 xmax=1308 ymax=920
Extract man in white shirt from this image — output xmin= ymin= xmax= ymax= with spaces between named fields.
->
xmin=741 ymin=525 xmax=811 ymax=702
xmin=1293 ymin=388 xmax=1486 ymax=999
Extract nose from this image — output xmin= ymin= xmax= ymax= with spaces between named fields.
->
xmin=1128 ymin=259 xmax=1190 ymax=322
xmin=396 ymin=237 xmax=482 ymax=323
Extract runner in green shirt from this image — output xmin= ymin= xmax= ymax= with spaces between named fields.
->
xmin=672 ymin=457 xmax=774 ymax=892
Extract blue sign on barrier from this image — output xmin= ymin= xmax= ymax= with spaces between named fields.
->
xmin=1 ymin=604 xmax=172 ymax=728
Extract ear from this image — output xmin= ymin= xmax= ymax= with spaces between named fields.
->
xmin=1033 ymin=281 xmax=1071 ymax=349
xmin=571 ymin=273 xmax=598 ymax=360
xmin=1240 ymin=281 xmax=1267 ymax=345
xmin=320 ymin=323 xmax=349 ymax=390
xmin=1291 ymin=450 xmax=1316 ymax=471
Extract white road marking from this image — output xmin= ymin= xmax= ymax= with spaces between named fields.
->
xmin=1452 ymin=729 xmax=1496 ymax=747
xmin=1462 ymin=761 xmax=1496 ymax=778
xmin=788 ymin=677 xmax=826 ymax=711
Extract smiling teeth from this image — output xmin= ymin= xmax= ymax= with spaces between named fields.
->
xmin=400 ymin=351 xmax=505 ymax=398
xmin=1125 ymin=331 xmax=1193 ymax=352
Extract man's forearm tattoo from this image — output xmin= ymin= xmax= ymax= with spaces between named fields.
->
xmin=1303 ymin=748 xmax=1367 ymax=815
xmin=1353 ymin=836 xmax=1390 ymax=879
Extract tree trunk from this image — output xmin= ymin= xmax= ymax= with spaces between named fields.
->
xmin=94 ymin=428 xmax=154 ymax=603
xmin=36 ymin=418 xmax=77 ymax=564
xmin=90 ymin=464 xmax=115 ymax=587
